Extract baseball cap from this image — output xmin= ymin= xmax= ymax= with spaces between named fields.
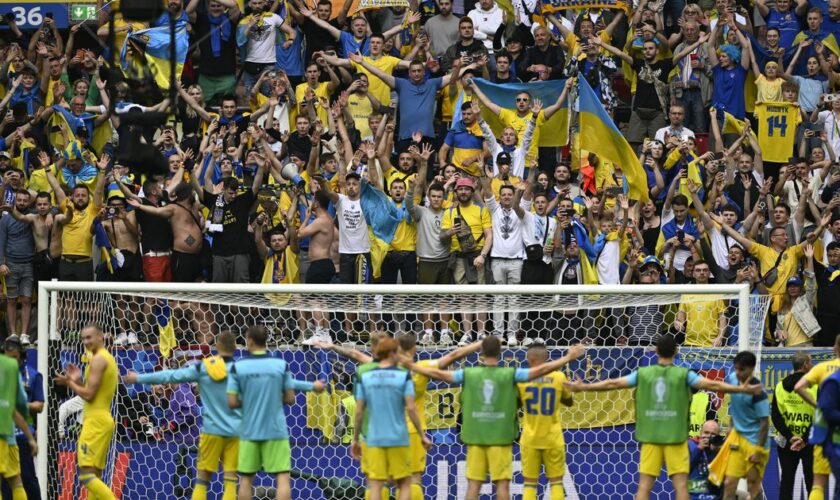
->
xmin=455 ymin=177 xmax=475 ymax=190
xmin=0 ymin=151 xmax=10 ymax=159
xmin=786 ymin=276 xmax=804 ymax=287
xmin=496 ymin=152 xmax=512 ymax=165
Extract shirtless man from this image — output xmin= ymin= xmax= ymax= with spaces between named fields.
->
xmin=128 ymin=182 xmax=205 ymax=282
xmin=298 ymin=186 xmax=336 ymax=344
xmin=99 ymin=195 xmax=141 ymax=281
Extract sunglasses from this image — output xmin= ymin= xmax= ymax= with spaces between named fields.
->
xmin=515 ymin=97 xmax=529 ymax=102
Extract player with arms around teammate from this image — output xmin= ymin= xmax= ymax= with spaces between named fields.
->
xmin=123 ymin=332 xmax=241 ymax=500
xmin=227 ymin=325 xmax=326 ymax=500
xmin=519 ymin=343 xmax=574 ymax=500
xmin=352 ymin=337 xmax=431 ymax=500
xmin=717 ymin=352 xmax=770 ymax=500
xmin=54 ymin=324 xmax=118 ymax=500
xmin=565 ymin=336 xmax=763 ymax=500
xmin=404 ymin=336 xmax=584 ymax=500
xmin=1 ymin=349 xmax=38 ymax=500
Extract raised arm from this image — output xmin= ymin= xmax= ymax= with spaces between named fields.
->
xmin=526 ymin=345 xmax=585 ymax=380
xmin=467 ymin=79 xmax=502 ymax=116
xmin=349 ymin=52 xmax=395 ymax=89
xmin=297 ymin=6 xmax=342 ymax=39
xmin=436 ymin=340 xmax=482 ymax=369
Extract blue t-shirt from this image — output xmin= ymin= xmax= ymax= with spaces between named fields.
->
xmin=451 ymin=367 xmax=532 ymax=385
xmin=227 ymin=353 xmax=313 ymax=441
xmin=725 ymin=372 xmax=771 ymax=448
xmin=394 ymin=77 xmax=443 ymax=140
xmin=357 ymin=366 xmax=414 ymax=447
xmin=136 ymin=357 xmax=242 ymax=437
xmin=712 ymin=65 xmax=748 ymax=120
xmin=687 ymin=439 xmax=718 ymax=500
xmin=338 ymin=31 xmax=371 ymax=58
xmin=765 ymin=10 xmax=802 ymax=49
xmin=624 ymin=367 xmax=702 ymax=388
xmin=792 ymin=75 xmax=829 ymax=112
xmin=276 ymin=26 xmax=304 ymax=77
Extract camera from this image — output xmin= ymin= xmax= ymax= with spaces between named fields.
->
xmin=826 ymin=94 xmax=840 ymax=103
xmin=107 ymin=207 xmax=117 ymax=217
xmin=709 ymin=434 xmax=726 ymax=447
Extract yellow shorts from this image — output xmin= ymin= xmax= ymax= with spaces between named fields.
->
xmin=365 ymin=446 xmax=411 ymax=481
xmin=77 ymin=414 xmax=115 ymax=470
xmin=639 ymin=442 xmax=689 ymax=477
xmin=521 ymin=445 xmax=566 ymax=479
xmin=409 ymin=433 xmax=426 ymax=474
xmin=0 ymin=441 xmax=20 ymax=479
xmin=466 ymin=445 xmax=513 ymax=482
xmin=197 ymin=433 xmax=239 ymax=473
xmin=814 ymin=445 xmax=831 ymax=475
xmin=360 ymin=440 xmax=370 ymax=475
xmin=725 ymin=432 xmax=769 ymax=479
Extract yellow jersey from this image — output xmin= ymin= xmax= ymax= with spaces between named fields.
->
xmin=749 ymin=243 xmax=804 ymax=308
xmin=678 ymin=295 xmax=726 ymax=347
xmin=499 ymin=108 xmax=544 ymax=163
xmin=294 ymin=81 xmax=332 ymax=131
xmin=406 ymin=359 xmax=438 ymax=433
xmin=347 ymin=94 xmax=374 ymax=139
xmin=261 ymin=247 xmax=300 ymax=284
xmin=389 ymin=201 xmax=416 ymax=252
xmin=803 ymin=359 xmax=840 ymax=389
xmin=491 ymin=176 xmax=522 ymax=201
xmin=83 ymin=348 xmax=118 ymax=417
xmin=441 ymin=203 xmax=491 ymax=253
xmin=518 ymin=370 xmax=571 ymax=449
xmin=60 ymin=199 xmax=101 ymax=257
xmin=352 ymin=55 xmax=401 ymax=106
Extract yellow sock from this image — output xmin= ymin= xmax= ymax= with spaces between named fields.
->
xmin=523 ymin=481 xmax=538 ymax=500
xmin=80 ymin=473 xmax=114 ymax=500
xmin=550 ymin=481 xmax=565 ymax=500
xmin=410 ymin=483 xmax=423 ymax=500
xmin=381 ymin=486 xmax=390 ymax=499
xmin=810 ymin=485 xmax=825 ymax=500
xmin=192 ymin=478 xmax=209 ymax=500
xmin=222 ymin=475 xmax=238 ymax=500
xmin=12 ymin=485 xmax=26 ymax=500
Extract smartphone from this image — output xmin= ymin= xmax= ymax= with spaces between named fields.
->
xmin=45 ymin=12 xmax=54 ymax=19
xmin=676 ymin=229 xmax=685 ymax=242
xmin=453 ymin=216 xmax=462 ymax=227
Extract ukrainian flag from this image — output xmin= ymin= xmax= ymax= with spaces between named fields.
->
xmin=154 ymin=299 xmax=176 ymax=358
xmin=455 ymin=78 xmax=569 ymax=147
xmin=121 ymin=22 xmax=188 ymax=90
xmin=93 ymin=219 xmax=120 ymax=275
xmin=49 ymin=105 xmax=112 ymax=156
xmin=577 ymin=77 xmax=650 ymax=203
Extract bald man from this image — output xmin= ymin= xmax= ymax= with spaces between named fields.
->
xmin=688 ymin=420 xmax=722 ymax=500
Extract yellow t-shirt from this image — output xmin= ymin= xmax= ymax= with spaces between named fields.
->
xmin=803 ymin=359 xmax=840 ymax=388
xmin=441 ymin=202 xmax=491 ymax=253
xmin=749 ymin=243 xmax=804 ymax=306
xmin=60 ymin=198 xmax=101 ymax=257
xmin=780 ymin=310 xmax=810 ymax=346
xmin=389 ymin=201 xmax=416 ymax=252
xmin=441 ymin=85 xmax=471 ymax=123
xmin=755 ymin=75 xmax=784 ymax=104
xmin=352 ymin=55 xmax=401 ymax=106
xmin=384 ymin=166 xmax=416 ymax=191
xmin=566 ymin=30 xmax=612 ymax=61
xmin=294 ymin=81 xmax=332 ymax=130
xmin=406 ymin=359 xmax=438 ymax=433
xmin=83 ymin=348 xmax=118 ymax=417
xmin=491 ymin=176 xmax=522 ymax=201
xmin=347 ymin=94 xmax=374 ymax=140
xmin=261 ymin=247 xmax=300 ymax=284
xmin=518 ymin=370 xmax=570 ymax=449
xmin=679 ymin=295 xmax=726 ymax=347
xmin=26 ymin=169 xmax=51 ymax=196
xmin=499 ymin=108 xmax=543 ymax=163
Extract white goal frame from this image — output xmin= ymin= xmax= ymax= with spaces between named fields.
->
xmin=36 ymin=281 xmax=755 ymax=498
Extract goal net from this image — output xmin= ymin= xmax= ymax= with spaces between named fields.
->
xmin=36 ymin=283 xmax=770 ymax=499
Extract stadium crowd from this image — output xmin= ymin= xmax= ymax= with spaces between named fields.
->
xmin=0 ymin=0 xmax=836 ymax=351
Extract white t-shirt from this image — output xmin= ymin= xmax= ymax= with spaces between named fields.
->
xmin=654 ymin=125 xmax=695 ymax=143
xmin=485 ymin=195 xmax=525 ymax=258
xmin=336 ymin=193 xmax=370 ymax=254
xmin=244 ymin=13 xmax=285 ymax=64
xmin=818 ymin=110 xmax=840 ymax=160
xmin=521 ymin=202 xmax=557 ymax=265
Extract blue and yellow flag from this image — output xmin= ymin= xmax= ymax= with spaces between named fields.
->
xmin=49 ymin=105 xmax=112 ymax=156
xmin=93 ymin=219 xmax=119 ymax=275
xmin=455 ymin=78 xmax=569 ymax=147
xmin=578 ymin=77 xmax=650 ymax=203
xmin=154 ymin=299 xmax=176 ymax=358
xmin=121 ymin=23 xmax=188 ymax=90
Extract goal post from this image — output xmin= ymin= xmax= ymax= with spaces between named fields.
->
xmin=36 ymin=282 xmax=769 ymax=499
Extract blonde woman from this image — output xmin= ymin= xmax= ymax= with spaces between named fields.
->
xmin=775 ymin=243 xmax=820 ymax=346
